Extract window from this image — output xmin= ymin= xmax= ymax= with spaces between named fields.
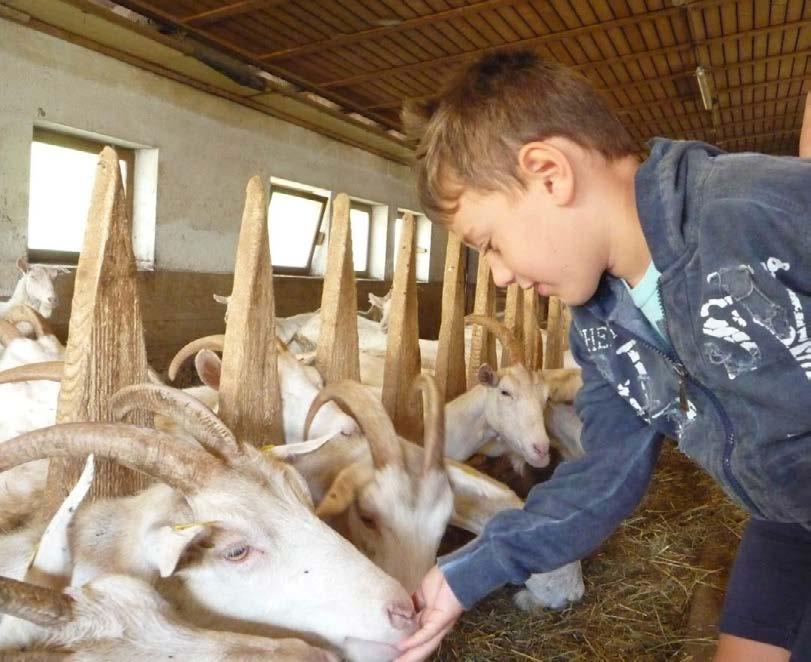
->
xmin=349 ymin=201 xmax=372 ymax=275
xmin=27 ymin=129 xmax=134 ymax=264
xmin=394 ymin=212 xmax=432 ymax=282
xmin=267 ymin=185 xmax=328 ymax=272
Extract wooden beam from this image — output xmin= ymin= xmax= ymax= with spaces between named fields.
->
xmin=801 ymin=93 xmax=811 ymax=158
xmin=180 ymin=1 xmax=289 ymax=26
xmin=719 ymin=127 xmax=801 ymax=146
xmin=217 ymin=177 xmax=284 ymax=446
xmin=318 ymin=3 xmax=712 ymax=89
xmin=316 ymin=194 xmax=361 ymax=383
xmin=522 ymin=290 xmax=542 ymax=371
xmin=258 ymin=0 xmax=527 ymax=61
xmin=44 ymin=147 xmax=151 ymax=518
xmin=467 ymin=255 xmax=497 ymax=387
xmin=502 ymin=284 xmax=524 ymax=369
xmin=114 ymin=0 xmax=401 ymax=131
xmin=544 ymin=297 xmax=568 ymax=369
xmin=434 ymin=233 xmax=467 ymax=403
xmin=381 ymin=213 xmax=422 ymax=440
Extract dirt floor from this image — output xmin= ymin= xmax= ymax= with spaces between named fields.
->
xmin=435 ymin=443 xmax=748 ymax=661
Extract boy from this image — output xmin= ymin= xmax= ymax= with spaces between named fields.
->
xmin=394 ymin=51 xmax=811 ymax=662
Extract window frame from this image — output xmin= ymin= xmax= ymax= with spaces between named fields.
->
xmin=267 ymin=184 xmax=329 ymax=275
xmin=27 ymin=128 xmax=136 ymax=266
xmin=349 ymin=200 xmax=374 ymax=278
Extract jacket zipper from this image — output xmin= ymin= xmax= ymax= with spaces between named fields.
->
xmin=616 ymin=283 xmax=760 ymax=515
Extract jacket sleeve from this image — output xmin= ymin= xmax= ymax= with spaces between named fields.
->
xmin=438 ymin=324 xmax=664 ymax=610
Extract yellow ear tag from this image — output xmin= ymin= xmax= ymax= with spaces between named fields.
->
xmin=260 ymin=444 xmax=277 ymax=453
xmin=172 ymin=520 xmax=219 ymax=532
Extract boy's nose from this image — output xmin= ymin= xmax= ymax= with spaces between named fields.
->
xmin=488 ymin=256 xmax=515 ymax=288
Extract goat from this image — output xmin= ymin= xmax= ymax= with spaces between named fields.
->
xmin=0 ymin=574 xmax=339 ymax=661
xmin=0 ymin=259 xmax=66 ymax=320
xmin=167 ymin=335 xmax=359 ymax=440
xmin=0 ymin=410 xmax=418 ymax=661
xmin=0 ymin=455 xmax=336 ymax=661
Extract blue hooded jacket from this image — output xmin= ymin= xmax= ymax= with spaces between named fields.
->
xmin=439 ymin=138 xmax=811 ymax=609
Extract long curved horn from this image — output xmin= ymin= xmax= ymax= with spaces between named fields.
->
xmin=0 ymin=576 xmax=74 ymax=628
xmin=0 ymin=361 xmax=63 ymax=384
xmin=0 ymin=423 xmax=223 ymax=495
xmin=411 ymin=374 xmax=445 ymax=475
xmin=168 ymin=335 xmax=224 ymax=381
xmin=4 ymin=305 xmax=53 ymax=338
xmin=111 ymin=384 xmax=240 ymax=460
xmin=464 ymin=314 xmax=525 ymax=365
xmin=0 ymin=319 xmax=23 ymax=346
xmin=304 ymin=381 xmax=404 ymax=469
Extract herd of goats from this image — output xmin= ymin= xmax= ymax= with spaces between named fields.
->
xmin=0 ymin=159 xmax=586 ymax=661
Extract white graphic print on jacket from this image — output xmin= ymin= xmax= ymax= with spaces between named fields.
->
xmin=700 ymin=259 xmax=811 ymax=381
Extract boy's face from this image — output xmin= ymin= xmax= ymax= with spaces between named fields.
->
xmin=451 ymin=178 xmax=608 ymax=306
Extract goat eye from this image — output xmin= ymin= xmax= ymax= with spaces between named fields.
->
xmin=499 ymin=389 xmax=512 ymax=398
xmin=223 ymin=545 xmax=250 ymax=562
xmin=358 ymin=511 xmax=377 ymax=529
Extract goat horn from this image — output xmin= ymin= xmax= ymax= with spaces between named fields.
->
xmin=4 ymin=305 xmax=53 ymax=339
xmin=168 ymin=335 xmax=224 ymax=381
xmin=0 ymin=361 xmax=63 ymax=384
xmin=411 ymin=374 xmax=445 ymax=474
xmin=111 ymin=384 xmax=240 ymax=460
xmin=0 ymin=575 xmax=74 ymax=628
xmin=464 ymin=314 xmax=524 ymax=365
xmin=0 ymin=319 xmax=23 ymax=346
xmin=304 ymin=381 xmax=404 ymax=469
xmin=0 ymin=423 xmax=223 ymax=495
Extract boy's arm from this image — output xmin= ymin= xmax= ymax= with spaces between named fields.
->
xmin=437 ymin=327 xmax=664 ymax=609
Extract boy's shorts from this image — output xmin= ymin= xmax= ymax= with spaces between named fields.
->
xmin=719 ymin=518 xmax=811 ymax=659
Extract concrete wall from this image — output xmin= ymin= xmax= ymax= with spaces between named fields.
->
xmin=0 ymin=17 xmax=436 ymax=293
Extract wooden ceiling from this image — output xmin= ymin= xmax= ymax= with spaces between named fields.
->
xmin=110 ymin=0 xmax=809 ymax=156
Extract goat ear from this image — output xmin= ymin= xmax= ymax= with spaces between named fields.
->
xmin=368 ymin=293 xmax=383 ymax=307
xmin=212 ymin=294 xmax=229 ymax=304
xmin=146 ymin=523 xmax=210 ymax=578
xmin=477 ymin=363 xmax=499 ymax=388
xmin=315 ymin=462 xmax=372 ymax=520
xmin=542 ymin=368 xmax=582 ymax=403
xmin=16 ymin=257 xmax=29 ymax=274
xmin=45 ymin=267 xmax=60 ymax=279
xmin=195 ymin=349 xmax=222 ymax=389
xmin=445 ymin=459 xmax=523 ymax=534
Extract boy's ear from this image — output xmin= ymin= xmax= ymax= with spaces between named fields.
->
xmin=401 ymin=98 xmax=439 ymax=141
xmin=517 ymin=142 xmax=575 ymax=206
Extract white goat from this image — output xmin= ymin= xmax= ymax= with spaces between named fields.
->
xmin=0 ymin=412 xmax=418 ymax=661
xmin=167 ymin=335 xmax=359 ymax=440
xmin=0 ymin=259 xmax=65 ymax=320
xmin=0 ymin=456 xmax=336 ymax=661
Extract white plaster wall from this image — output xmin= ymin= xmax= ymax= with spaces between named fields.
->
xmin=0 ymin=18 xmax=425 ymax=294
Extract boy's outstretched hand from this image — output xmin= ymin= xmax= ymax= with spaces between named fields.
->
xmin=395 ymin=565 xmax=464 ymax=662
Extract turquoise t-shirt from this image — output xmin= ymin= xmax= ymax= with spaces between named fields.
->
xmin=625 ymin=261 xmax=670 ymax=344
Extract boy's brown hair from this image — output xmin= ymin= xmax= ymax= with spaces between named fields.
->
xmin=403 ymin=49 xmax=637 ymax=223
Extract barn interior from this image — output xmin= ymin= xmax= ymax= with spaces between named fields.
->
xmin=0 ymin=0 xmax=807 ymax=659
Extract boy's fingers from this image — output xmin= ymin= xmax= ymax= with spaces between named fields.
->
xmin=394 ymin=624 xmax=453 ymax=662
xmin=396 ymin=609 xmax=452 ymax=651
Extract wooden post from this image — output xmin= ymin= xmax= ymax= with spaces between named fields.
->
xmin=316 ymin=193 xmax=361 ymax=383
xmin=522 ymin=290 xmax=543 ymax=370
xmin=467 ymin=255 xmax=497 ymax=387
xmin=544 ymin=296 xmax=570 ymax=369
xmin=44 ymin=147 xmax=151 ymax=517
xmin=434 ymin=232 xmax=467 ymax=403
xmin=381 ymin=213 xmax=422 ymax=440
xmin=217 ymin=177 xmax=284 ymax=446
xmin=502 ymin=284 xmax=524 ymax=368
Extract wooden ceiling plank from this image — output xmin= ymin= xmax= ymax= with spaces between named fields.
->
xmin=317 ymin=3 xmax=698 ymax=88
xmin=180 ymin=1 xmax=290 ymax=26
xmin=258 ymin=0 xmax=525 ymax=60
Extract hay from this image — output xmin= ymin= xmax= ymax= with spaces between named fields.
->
xmin=437 ymin=443 xmax=748 ymax=660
